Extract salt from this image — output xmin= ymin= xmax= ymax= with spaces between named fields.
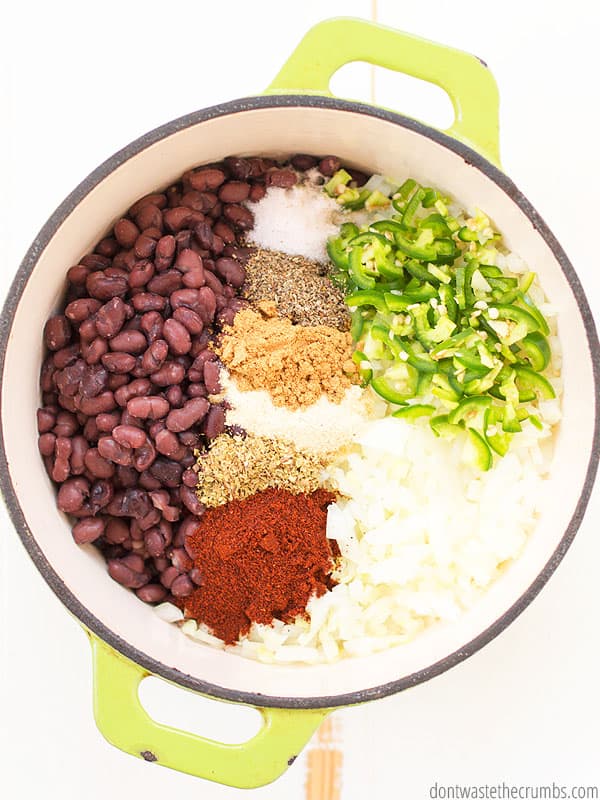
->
xmin=246 ymin=185 xmax=341 ymax=262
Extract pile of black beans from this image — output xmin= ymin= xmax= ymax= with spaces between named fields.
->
xmin=37 ymin=153 xmax=361 ymax=606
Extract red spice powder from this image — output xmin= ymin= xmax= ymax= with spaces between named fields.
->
xmin=184 ymin=487 xmax=337 ymax=644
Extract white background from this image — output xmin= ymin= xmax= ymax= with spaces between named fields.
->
xmin=1 ymin=1 xmax=599 ymax=797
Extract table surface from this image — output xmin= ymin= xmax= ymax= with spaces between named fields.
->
xmin=1 ymin=2 xmax=599 ymax=798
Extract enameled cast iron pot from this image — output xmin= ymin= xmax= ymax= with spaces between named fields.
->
xmin=1 ymin=18 xmax=599 ymax=789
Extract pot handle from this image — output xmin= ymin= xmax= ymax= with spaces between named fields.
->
xmin=90 ymin=635 xmax=329 ymax=788
xmin=266 ymin=17 xmax=501 ymax=167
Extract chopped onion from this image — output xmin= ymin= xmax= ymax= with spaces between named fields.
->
xmin=363 ymin=173 xmax=397 ymax=197
xmin=154 ymin=602 xmax=184 ymax=623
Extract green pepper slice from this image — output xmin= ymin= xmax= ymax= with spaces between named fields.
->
xmin=348 ymin=232 xmax=390 ymax=249
xmin=345 ymin=289 xmax=388 ymax=313
xmin=340 ymin=222 xmax=360 ymax=240
xmin=370 ymin=366 xmax=418 ymax=404
xmin=392 ymin=403 xmax=436 ymax=421
xmin=394 ymin=233 xmax=438 ymax=262
xmin=420 ymin=213 xmax=452 ymax=238
xmin=370 ymin=219 xmax=406 ymax=236
xmin=352 ymin=350 xmax=373 ymax=387
xmin=519 ymin=272 xmax=536 ymax=293
xmin=402 ymin=187 xmax=425 ymax=227
xmin=501 ymin=402 xmax=522 ymax=433
xmin=517 ymin=332 xmax=551 ymax=371
xmin=348 ymin=246 xmax=377 ymax=290
xmin=326 ymin=237 xmax=350 ymax=270
xmin=484 ymin=407 xmax=512 ymax=456
xmin=479 ymin=265 xmax=503 ymax=278
xmin=519 ymin=293 xmax=550 ymax=335
xmin=430 ymin=414 xmax=462 ymax=439
xmin=438 ymin=284 xmax=458 ymax=322
xmin=463 ymin=428 xmax=493 ymax=471
xmin=323 ymin=169 xmax=352 ymax=197
xmin=463 ymin=261 xmax=478 ymax=307
xmin=430 ymin=328 xmax=480 ymax=360
xmin=448 ymin=395 xmax=492 ymax=427
xmin=349 ymin=309 xmax=364 ymax=341
xmin=458 ymin=226 xmax=480 ymax=242
xmin=421 ymin=188 xmax=439 ymax=208
xmin=484 ymin=304 xmax=540 ymax=345
xmin=395 ymin=178 xmax=418 ymax=203
xmin=341 ymin=188 xmax=371 ymax=210
xmin=514 ymin=366 xmax=556 ymax=399
xmin=431 ymin=372 xmax=463 ymax=403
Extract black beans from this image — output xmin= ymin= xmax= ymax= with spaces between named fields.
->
xmin=204 ymin=404 xmax=226 ymax=440
xmin=218 ymin=181 xmax=250 ymax=203
xmin=102 ymin=352 xmax=137 ymax=373
xmin=98 ymin=436 xmax=133 ymax=466
xmin=172 ymin=307 xmax=203 ymax=335
xmin=114 ymin=218 xmax=140 ymax=248
xmin=149 ymin=458 xmax=183 ymax=488
xmin=127 ymin=395 xmax=170 ymax=420
xmin=163 ymin=318 xmax=191 ymax=356
xmin=72 ymin=517 xmax=105 ymax=544
xmin=188 ymin=168 xmax=226 ymax=192
xmin=108 ymin=559 xmax=148 ymax=589
xmin=266 ymin=168 xmax=297 ymax=188
xmin=87 ymin=271 xmax=128 ymax=300
xmin=166 ymin=398 xmax=209 ymax=433
xmin=80 ymin=365 xmax=109 ymax=398
xmin=44 ymin=316 xmax=71 ymax=351
xmin=203 ymin=361 xmax=221 ymax=394
xmin=164 ymin=207 xmax=193 ymax=233
xmin=57 ymin=477 xmax=89 ymax=512
xmin=180 ymin=485 xmax=205 ymax=516
xmin=171 ymin=574 xmax=193 ymax=598
xmin=147 ymin=270 xmax=183 ymax=296
xmin=319 ymin=155 xmax=341 ymax=175
xmin=113 ymin=424 xmax=148 ymax=449
xmin=223 ymin=204 xmax=254 ymax=230
xmin=109 ymin=330 xmax=147 ymax=354
xmin=137 ymin=583 xmax=167 ymax=603
xmin=78 ymin=391 xmax=116 ymax=416
xmin=291 ymin=153 xmax=318 ymax=170
xmin=150 ymin=361 xmax=186 ymax=387
xmin=65 ymin=298 xmax=102 ymax=322
xmin=215 ymin=257 xmax=245 ymax=288
xmin=96 ymin=297 xmax=127 ymax=338
xmin=85 ymin=447 xmax=115 ymax=478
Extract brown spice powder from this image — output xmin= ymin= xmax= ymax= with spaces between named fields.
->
xmin=195 ymin=433 xmax=327 ymax=507
xmin=216 ymin=309 xmax=358 ymax=409
xmin=242 ymin=248 xmax=350 ymax=330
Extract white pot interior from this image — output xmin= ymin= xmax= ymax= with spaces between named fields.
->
xmin=2 ymin=104 xmax=595 ymax=703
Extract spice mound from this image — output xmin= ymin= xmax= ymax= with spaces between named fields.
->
xmin=217 ymin=309 xmax=357 ymax=409
xmin=184 ymin=488 xmax=338 ymax=644
xmin=195 ymin=432 xmax=327 ymax=507
xmin=242 ymin=248 xmax=350 ymax=330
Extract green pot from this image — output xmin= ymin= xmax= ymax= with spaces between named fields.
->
xmin=1 ymin=16 xmax=598 ymax=790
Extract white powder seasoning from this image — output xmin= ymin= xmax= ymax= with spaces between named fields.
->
xmin=222 ymin=372 xmax=386 ymax=455
xmin=246 ymin=185 xmax=341 ymax=262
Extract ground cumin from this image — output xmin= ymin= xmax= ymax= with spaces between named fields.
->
xmin=184 ymin=488 xmax=338 ymax=644
xmin=216 ymin=308 xmax=357 ymax=409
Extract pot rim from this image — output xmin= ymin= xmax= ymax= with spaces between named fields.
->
xmin=1 ymin=94 xmax=599 ymax=710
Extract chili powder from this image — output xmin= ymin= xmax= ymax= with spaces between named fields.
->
xmin=184 ymin=487 xmax=337 ymax=644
